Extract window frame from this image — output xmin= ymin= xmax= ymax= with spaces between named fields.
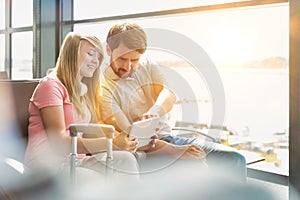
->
xmin=1 ymin=0 xmax=34 ymax=79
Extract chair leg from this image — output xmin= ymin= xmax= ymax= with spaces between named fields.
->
xmin=70 ymin=136 xmax=77 ymax=186
xmin=106 ymin=138 xmax=113 ymax=183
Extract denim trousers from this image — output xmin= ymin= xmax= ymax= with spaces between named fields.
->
xmin=160 ymin=135 xmax=247 ymax=182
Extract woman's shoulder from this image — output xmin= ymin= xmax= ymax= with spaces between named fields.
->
xmin=37 ymin=76 xmax=65 ymax=92
xmin=32 ymin=76 xmax=69 ymax=102
xmin=39 ymin=76 xmax=62 ymax=86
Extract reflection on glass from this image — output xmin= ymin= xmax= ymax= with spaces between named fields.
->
xmin=12 ymin=32 xmax=33 ymax=79
xmin=12 ymin=0 xmax=33 ymax=27
xmin=0 ymin=34 xmax=4 ymax=71
xmin=74 ymin=4 xmax=289 ymax=174
xmin=74 ymin=0 xmax=251 ymax=20
xmin=0 ymin=0 xmax=4 ymax=29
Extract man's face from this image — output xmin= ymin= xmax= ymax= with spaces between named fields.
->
xmin=107 ymin=43 xmax=141 ymax=78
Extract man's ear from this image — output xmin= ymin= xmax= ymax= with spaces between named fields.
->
xmin=106 ymin=44 xmax=112 ymax=56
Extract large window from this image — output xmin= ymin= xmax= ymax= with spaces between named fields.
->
xmin=0 ymin=0 xmax=5 ymax=69
xmin=74 ymin=0 xmax=251 ymax=20
xmin=0 ymin=0 xmax=4 ymax=30
xmin=11 ymin=0 xmax=33 ymax=28
xmin=11 ymin=31 xmax=33 ymax=79
xmin=0 ymin=0 xmax=292 ymax=186
xmin=0 ymin=0 xmax=33 ymax=79
xmin=74 ymin=3 xmax=289 ymax=176
xmin=0 ymin=34 xmax=4 ymax=71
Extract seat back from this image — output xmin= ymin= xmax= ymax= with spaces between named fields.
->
xmin=0 ymin=80 xmax=39 ymax=161
xmin=9 ymin=80 xmax=39 ymax=141
xmin=0 ymin=71 xmax=8 ymax=80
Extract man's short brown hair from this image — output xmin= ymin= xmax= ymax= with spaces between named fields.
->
xmin=106 ymin=23 xmax=147 ymax=54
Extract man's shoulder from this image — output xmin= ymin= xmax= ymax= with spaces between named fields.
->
xmin=135 ymin=59 xmax=163 ymax=78
xmin=135 ymin=59 xmax=156 ymax=73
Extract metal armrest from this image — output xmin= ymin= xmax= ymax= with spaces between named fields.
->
xmin=3 ymin=158 xmax=25 ymax=175
xmin=172 ymin=126 xmax=218 ymax=143
xmin=69 ymin=123 xmax=115 ymax=185
xmin=69 ymin=123 xmax=114 ymax=138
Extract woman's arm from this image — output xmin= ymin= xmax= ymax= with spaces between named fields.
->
xmin=40 ymin=105 xmax=108 ymax=154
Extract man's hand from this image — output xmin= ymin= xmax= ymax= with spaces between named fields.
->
xmin=113 ymin=132 xmax=138 ymax=153
xmin=178 ymin=144 xmax=206 ymax=161
xmin=134 ymin=114 xmax=158 ymax=122
xmin=139 ymin=139 xmax=206 ymax=161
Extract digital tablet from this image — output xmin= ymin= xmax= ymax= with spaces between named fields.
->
xmin=129 ymin=117 xmax=161 ymax=148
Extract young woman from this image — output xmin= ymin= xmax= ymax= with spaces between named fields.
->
xmin=24 ymin=32 xmax=139 ymax=179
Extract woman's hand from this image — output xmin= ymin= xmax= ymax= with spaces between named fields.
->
xmin=113 ymin=132 xmax=138 ymax=153
xmin=137 ymin=134 xmax=158 ymax=151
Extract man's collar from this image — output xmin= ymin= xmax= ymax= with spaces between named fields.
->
xmin=105 ymin=65 xmax=120 ymax=81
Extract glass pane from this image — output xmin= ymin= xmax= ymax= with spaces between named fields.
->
xmin=144 ymin=6 xmax=289 ymax=176
xmin=75 ymin=4 xmax=289 ymax=175
xmin=0 ymin=34 xmax=4 ymax=71
xmin=74 ymin=0 xmax=251 ymax=20
xmin=11 ymin=31 xmax=33 ymax=79
xmin=0 ymin=0 xmax=4 ymax=29
xmin=12 ymin=0 xmax=33 ymax=27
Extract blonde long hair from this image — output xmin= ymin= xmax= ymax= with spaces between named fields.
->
xmin=56 ymin=32 xmax=104 ymax=123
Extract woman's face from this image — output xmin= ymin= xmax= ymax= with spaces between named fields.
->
xmin=78 ymin=40 xmax=101 ymax=79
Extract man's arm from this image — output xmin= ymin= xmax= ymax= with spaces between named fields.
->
xmin=142 ymin=61 xmax=177 ymax=118
xmin=100 ymin=85 xmax=132 ymax=133
xmin=103 ymin=112 xmax=131 ymax=133
xmin=143 ymin=84 xmax=177 ymax=117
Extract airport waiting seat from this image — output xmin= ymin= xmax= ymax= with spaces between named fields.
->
xmin=0 ymin=123 xmax=115 ymax=199
xmin=0 ymin=80 xmax=40 ymax=162
xmin=0 ymin=80 xmax=115 ymax=192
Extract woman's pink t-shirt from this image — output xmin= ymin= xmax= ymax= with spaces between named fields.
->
xmin=24 ymin=76 xmax=82 ymax=170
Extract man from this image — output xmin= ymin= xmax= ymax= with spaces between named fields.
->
xmin=100 ymin=22 xmax=246 ymax=182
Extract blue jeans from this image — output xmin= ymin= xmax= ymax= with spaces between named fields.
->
xmin=160 ymin=135 xmax=247 ymax=182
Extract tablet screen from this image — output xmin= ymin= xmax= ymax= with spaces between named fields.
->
xmin=129 ymin=117 xmax=160 ymax=148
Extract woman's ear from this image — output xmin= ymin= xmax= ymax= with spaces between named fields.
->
xmin=106 ymin=44 xmax=112 ymax=56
